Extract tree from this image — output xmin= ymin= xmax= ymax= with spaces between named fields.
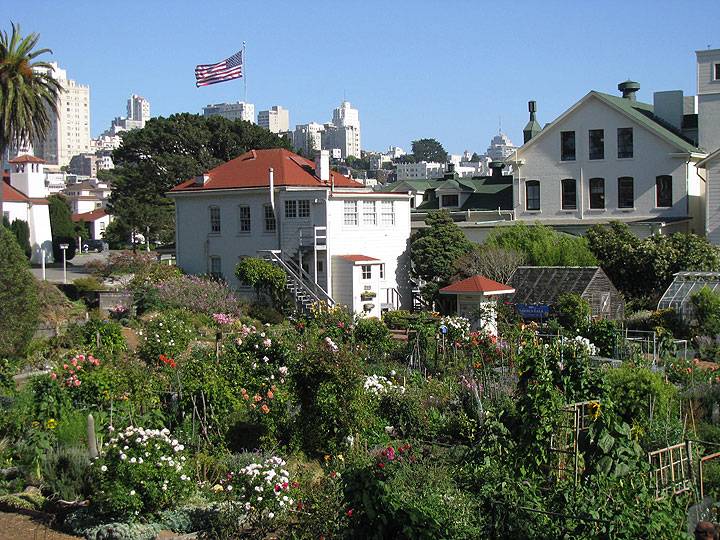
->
xmin=48 ymin=194 xmax=77 ymax=261
xmin=453 ymin=245 xmax=524 ymax=284
xmin=9 ymin=218 xmax=30 ymax=258
xmin=108 ymin=113 xmax=292 ymax=244
xmin=0 ymin=23 xmax=61 ymax=218
xmin=410 ymin=211 xmax=472 ymax=303
xmin=235 ymin=257 xmax=287 ymax=308
xmin=411 ymin=138 xmax=448 ymax=163
xmin=555 ymin=293 xmax=591 ymax=330
xmin=691 ymin=287 xmax=720 ymax=337
xmin=470 ymin=152 xmax=482 ymax=162
xmin=0 ymin=225 xmax=39 ymax=358
xmin=486 ymin=222 xmax=596 ymax=267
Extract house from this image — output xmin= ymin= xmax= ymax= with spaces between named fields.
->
xmin=71 ymin=208 xmax=112 ymax=240
xmin=700 ymin=148 xmax=720 ymax=244
xmin=439 ymin=275 xmax=515 ymax=335
xmin=658 ymin=271 xmax=720 ymax=323
xmin=504 ymin=81 xmax=707 ymax=238
xmin=62 ymin=177 xmax=112 ymax=214
xmin=508 ymin=266 xmax=624 ymax=320
xmin=3 ymin=155 xmax=53 ymax=263
xmin=168 ymin=148 xmax=412 ymax=317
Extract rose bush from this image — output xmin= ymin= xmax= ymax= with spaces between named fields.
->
xmin=138 ymin=310 xmax=196 ymax=363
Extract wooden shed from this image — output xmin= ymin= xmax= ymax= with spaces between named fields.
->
xmin=508 ymin=266 xmax=624 ymax=320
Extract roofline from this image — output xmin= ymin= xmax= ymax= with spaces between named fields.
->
xmin=512 ymin=91 xmax=700 ymax=158
xmin=439 ymin=289 xmax=515 ymax=296
xmin=698 ymin=147 xmax=720 ymax=168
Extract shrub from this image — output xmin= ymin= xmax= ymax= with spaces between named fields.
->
xmin=155 ymin=275 xmax=244 ymax=316
xmin=0 ymin=225 xmax=40 ymax=358
xmin=9 ymin=219 xmax=31 ymax=258
xmin=354 ymin=317 xmax=393 ymax=358
xmin=139 ymin=310 xmax=196 ymax=363
xmin=90 ymin=426 xmax=194 ymax=518
xmin=72 ymin=319 xmax=127 ymax=360
xmin=41 ymin=445 xmax=92 ymax=501
xmin=692 ymin=286 xmax=720 ymax=337
xmin=555 ymin=293 xmax=591 ymax=330
xmin=247 ymin=303 xmax=284 ymax=324
xmin=73 ymin=276 xmax=107 ymax=293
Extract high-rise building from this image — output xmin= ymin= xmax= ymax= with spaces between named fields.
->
xmin=202 ymin=101 xmax=255 ymax=123
xmin=33 ymin=63 xmax=91 ymax=167
xmin=127 ymin=94 xmax=150 ymax=125
xmin=486 ymin=132 xmax=518 ymax=161
xmin=292 ymin=123 xmax=325 ymax=155
xmin=321 ymin=101 xmax=361 ymax=158
xmin=258 ymin=106 xmax=289 ymax=134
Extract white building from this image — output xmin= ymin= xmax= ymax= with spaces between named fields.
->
xmin=4 ymin=155 xmax=53 ymax=263
xmin=486 ymin=132 xmax=518 ymax=161
xmin=72 ymin=208 xmax=112 ymax=241
xmin=168 ymin=148 xmax=412 ymax=317
xmin=323 ymin=101 xmax=361 ymax=158
xmin=33 ymin=63 xmax=91 ymax=167
xmin=396 ymin=161 xmax=445 ymax=181
xmin=203 ymin=101 xmax=255 ymax=123
xmin=127 ymin=94 xmax=150 ymax=125
xmin=292 ymin=123 xmax=325 ymax=155
xmin=62 ymin=177 xmax=112 ymax=214
xmin=507 ymin=80 xmax=706 ymax=238
xmin=258 ymin=106 xmax=289 ymax=134
xmin=698 ymin=48 xmax=720 ymax=243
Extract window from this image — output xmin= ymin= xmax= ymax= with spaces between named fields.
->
xmin=209 ymin=206 xmax=221 ymax=233
xmin=381 ymin=201 xmax=395 ymax=225
xmin=715 ymin=63 xmax=720 ymax=81
xmin=361 ymin=265 xmax=372 ymax=279
xmin=589 ymin=178 xmax=605 ymax=209
xmin=618 ymin=177 xmax=634 ymax=209
xmin=363 ymin=201 xmax=377 ymax=225
xmin=298 ymin=200 xmax=310 ymax=218
xmin=561 ymin=131 xmax=576 ymax=161
xmin=209 ymin=256 xmax=221 ymax=278
xmin=344 ymin=200 xmax=358 ymax=225
xmin=380 ymin=263 xmax=385 ymax=279
xmin=588 ymin=129 xmax=604 ymax=160
xmin=561 ymin=178 xmax=577 ymax=210
xmin=285 ymin=200 xmax=297 ymax=218
xmin=264 ymin=205 xmax=276 ymax=232
xmin=441 ymin=194 xmax=459 ymax=207
xmin=238 ymin=205 xmax=251 ymax=232
xmin=617 ymin=128 xmax=633 ymax=158
xmin=526 ymin=180 xmax=540 ymax=211
xmin=317 ymin=260 xmax=324 ymax=273
xmin=656 ymin=175 xmax=673 ymax=207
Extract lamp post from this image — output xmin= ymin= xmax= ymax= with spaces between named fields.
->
xmin=41 ymin=248 xmax=46 ymax=280
xmin=59 ymin=243 xmax=69 ymax=284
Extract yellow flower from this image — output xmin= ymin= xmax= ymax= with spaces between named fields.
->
xmin=31 ymin=421 xmax=40 ymax=429
xmin=588 ymin=401 xmax=601 ymax=421
xmin=337 ymin=454 xmax=344 ymax=462
xmin=323 ymin=454 xmax=331 ymax=463
xmin=46 ymin=418 xmax=57 ymax=430
xmin=211 ymin=484 xmax=224 ymax=492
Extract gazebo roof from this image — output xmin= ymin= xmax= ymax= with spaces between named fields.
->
xmin=440 ymin=275 xmax=515 ymax=296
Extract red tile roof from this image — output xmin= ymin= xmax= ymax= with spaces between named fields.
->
xmin=440 ymin=275 xmax=515 ymax=295
xmin=339 ymin=255 xmax=381 ymax=263
xmin=72 ymin=208 xmax=107 ymax=222
xmin=8 ymin=154 xmax=46 ymax=164
xmin=170 ymin=148 xmax=363 ymax=192
xmin=0 ymin=181 xmax=48 ymax=205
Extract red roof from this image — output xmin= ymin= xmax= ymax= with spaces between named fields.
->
xmin=170 ymin=148 xmax=363 ymax=192
xmin=340 ymin=255 xmax=381 ymax=263
xmin=72 ymin=208 xmax=107 ymax=222
xmin=0 ymin=181 xmax=48 ymax=205
xmin=440 ymin=275 xmax=515 ymax=295
xmin=8 ymin=154 xmax=46 ymax=164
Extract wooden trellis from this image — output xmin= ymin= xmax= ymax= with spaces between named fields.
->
xmin=648 ymin=441 xmax=694 ymax=499
xmin=550 ymin=401 xmax=599 ymax=484
xmin=699 ymin=451 xmax=720 ymax=499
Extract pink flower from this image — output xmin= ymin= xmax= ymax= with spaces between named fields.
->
xmin=50 ymin=372 xmax=57 ymax=380
xmin=385 ymin=446 xmax=395 ymax=461
xmin=74 ymin=379 xmax=81 ymax=387
xmin=263 ymin=338 xmax=272 ymax=348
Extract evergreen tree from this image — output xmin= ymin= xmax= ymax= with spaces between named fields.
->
xmin=48 ymin=194 xmax=77 ymax=260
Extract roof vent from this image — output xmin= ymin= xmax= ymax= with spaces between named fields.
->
xmin=195 ymin=174 xmax=210 ymax=186
xmin=489 ymin=161 xmax=505 ymax=179
xmin=618 ymin=80 xmax=640 ymax=101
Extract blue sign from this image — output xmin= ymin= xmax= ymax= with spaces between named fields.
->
xmin=516 ymin=304 xmax=550 ymax=319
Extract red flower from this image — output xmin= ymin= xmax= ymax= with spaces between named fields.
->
xmin=282 ymin=481 xmax=289 ymax=489
xmin=274 ymin=484 xmax=281 ymax=492
xmin=346 ymin=508 xmax=354 ymax=517
xmin=378 ymin=462 xmax=385 ymax=469
xmin=291 ymin=481 xmax=300 ymax=489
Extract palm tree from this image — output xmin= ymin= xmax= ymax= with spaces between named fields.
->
xmin=0 ymin=22 xmax=61 ymax=218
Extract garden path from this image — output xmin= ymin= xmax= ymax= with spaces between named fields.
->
xmin=0 ymin=511 xmax=80 ymax=539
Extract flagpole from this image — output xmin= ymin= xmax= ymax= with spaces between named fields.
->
xmin=243 ymin=41 xmax=247 ymax=104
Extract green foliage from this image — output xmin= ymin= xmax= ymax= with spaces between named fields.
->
xmin=582 ymin=318 xmax=620 ymax=357
xmin=587 ymin=221 xmax=720 ymax=306
xmin=555 ymin=293 xmax=591 ymax=330
xmin=0 ymin=225 xmax=39 ymax=358
xmin=691 ymin=286 xmax=720 ymax=337
xmin=354 ymin=317 xmax=393 ymax=358
xmin=138 ymin=310 xmax=196 ymax=363
xmin=108 ymin=113 xmax=292 ymax=243
xmin=73 ymin=275 xmax=107 ymax=292
xmin=235 ymin=257 xmax=287 ymax=307
xmin=40 ymin=445 xmax=91 ymax=501
xmin=48 ymin=194 xmax=77 ymax=261
xmin=9 ymin=219 xmax=30 ymax=258
xmin=410 ymin=211 xmax=472 ymax=303
xmin=410 ymin=138 xmax=448 ymax=163
xmin=486 ymin=222 xmax=597 ymax=266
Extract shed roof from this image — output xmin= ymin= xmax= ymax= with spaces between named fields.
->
xmin=440 ymin=275 xmax=515 ymax=295
xmin=508 ymin=266 xmax=612 ymax=304
xmin=72 ymin=208 xmax=108 ymax=222
xmin=339 ymin=255 xmax=381 ymax=263
xmin=658 ymin=272 xmax=720 ymax=317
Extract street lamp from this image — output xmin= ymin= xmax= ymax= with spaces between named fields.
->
xmin=59 ymin=243 xmax=69 ymax=284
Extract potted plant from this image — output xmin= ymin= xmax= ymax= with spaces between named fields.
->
xmin=361 ymin=291 xmax=377 ymax=301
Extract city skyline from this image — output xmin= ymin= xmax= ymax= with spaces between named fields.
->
xmin=9 ymin=0 xmax=718 ymax=154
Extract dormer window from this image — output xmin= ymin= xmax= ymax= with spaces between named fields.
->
xmin=441 ymin=194 xmax=459 ymax=207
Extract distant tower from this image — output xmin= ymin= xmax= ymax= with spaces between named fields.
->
xmin=697 ymin=48 xmax=720 ymax=153
xmin=127 ymin=94 xmax=150 ymax=126
xmin=9 ymin=154 xmax=48 ymax=199
xmin=523 ymin=101 xmax=541 ymax=144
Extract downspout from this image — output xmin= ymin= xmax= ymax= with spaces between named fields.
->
xmin=579 ymin=166 xmax=584 ymax=220
xmin=269 ymin=168 xmax=280 ymax=251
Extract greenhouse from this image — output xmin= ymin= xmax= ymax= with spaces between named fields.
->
xmin=657 ymin=272 xmax=720 ymax=320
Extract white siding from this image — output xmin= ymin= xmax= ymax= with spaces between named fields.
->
xmin=707 ymin=159 xmax=720 ymax=244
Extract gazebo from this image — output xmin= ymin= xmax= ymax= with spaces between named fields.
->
xmin=439 ymin=275 xmax=515 ymax=335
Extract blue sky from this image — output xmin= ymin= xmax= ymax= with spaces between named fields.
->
xmin=9 ymin=0 xmax=719 ymax=155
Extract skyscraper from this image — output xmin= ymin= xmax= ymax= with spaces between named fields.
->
xmin=202 ymin=102 xmax=255 ymax=123
xmin=323 ymin=101 xmax=361 ymax=158
xmin=127 ymin=94 xmax=150 ymax=125
xmin=33 ymin=62 xmax=91 ymax=167
xmin=258 ymin=106 xmax=289 ymax=133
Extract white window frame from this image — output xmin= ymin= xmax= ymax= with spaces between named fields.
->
xmin=363 ymin=201 xmax=377 ymax=225
xmin=298 ymin=200 xmax=310 ymax=218
xmin=209 ymin=206 xmax=221 ymax=234
xmin=381 ymin=201 xmax=394 ymax=225
xmin=285 ymin=200 xmax=297 ymax=219
xmin=264 ymin=204 xmax=276 ymax=232
xmin=238 ymin=205 xmax=251 ymax=232
xmin=344 ymin=200 xmax=358 ymax=226
xmin=209 ymin=256 xmax=222 ymax=278
xmin=380 ymin=263 xmax=385 ymax=279
xmin=361 ymin=265 xmax=372 ymax=279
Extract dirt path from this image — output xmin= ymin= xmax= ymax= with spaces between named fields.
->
xmin=0 ymin=511 xmax=81 ymax=540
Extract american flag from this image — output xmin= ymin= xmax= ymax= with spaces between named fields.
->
xmin=195 ymin=49 xmax=244 ymax=87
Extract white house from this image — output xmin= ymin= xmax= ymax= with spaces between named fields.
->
xmin=72 ymin=208 xmax=112 ymax=241
xmin=506 ymin=82 xmax=707 ymax=238
xmin=439 ymin=275 xmax=515 ymax=336
xmin=168 ymin=148 xmax=412 ymax=317
xmin=63 ymin=177 xmax=112 ymax=214
xmin=4 ymin=155 xmax=53 ymax=263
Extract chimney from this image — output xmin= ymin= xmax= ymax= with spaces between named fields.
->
xmin=653 ymin=90 xmax=684 ymax=130
xmin=489 ymin=161 xmax=505 ymax=179
xmin=618 ymin=80 xmax=640 ymax=101
xmin=523 ymin=101 xmax=541 ymax=143
xmin=194 ymin=173 xmax=210 ymax=186
xmin=315 ymin=149 xmax=330 ymax=182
